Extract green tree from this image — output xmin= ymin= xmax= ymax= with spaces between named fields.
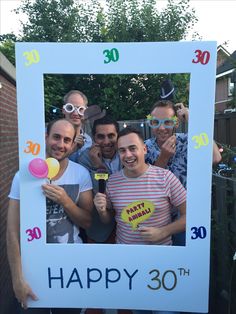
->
xmin=15 ymin=0 xmax=104 ymax=42
xmin=103 ymin=0 xmax=197 ymax=42
xmin=1 ymin=0 xmax=198 ymax=120
xmin=0 ymin=34 xmax=17 ymax=65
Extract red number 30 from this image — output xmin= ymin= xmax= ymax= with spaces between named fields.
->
xmin=192 ymin=49 xmax=210 ymax=65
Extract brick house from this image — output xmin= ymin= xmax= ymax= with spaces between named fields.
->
xmin=215 ymin=45 xmax=236 ymax=113
xmin=0 ymin=52 xmax=19 ymax=313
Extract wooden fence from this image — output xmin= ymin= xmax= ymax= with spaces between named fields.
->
xmin=210 ymin=174 xmax=236 ymax=314
xmin=214 ymin=112 xmax=236 ymax=147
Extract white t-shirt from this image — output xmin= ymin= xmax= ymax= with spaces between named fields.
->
xmin=9 ymin=160 xmax=92 ymax=244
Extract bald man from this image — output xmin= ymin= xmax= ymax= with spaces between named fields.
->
xmin=7 ymin=119 xmax=93 ymax=313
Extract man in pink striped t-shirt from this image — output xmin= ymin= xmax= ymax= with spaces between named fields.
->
xmin=94 ymin=127 xmax=186 ymax=245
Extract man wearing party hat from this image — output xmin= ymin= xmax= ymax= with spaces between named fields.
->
xmin=6 ymin=119 xmax=93 ymax=312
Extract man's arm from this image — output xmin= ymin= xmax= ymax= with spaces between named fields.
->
xmin=175 ymin=102 xmax=189 ymax=122
xmin=78 ymin=144 xmax=106 ymax=170
xmin=42 ymin=184 xmax=93 ymax=229
xmin=154 ymin=138 xmax=221 ymax=169
xmin=88 ymin=144 xmax=105 ymax=169
xmin=6 ymin=199 xmax=38 ymax=309
xmin=77 ymin=189 xmax=94 ymax=228
xmin=139 ymin=201 xmax=186 ymax=243
xmin=213 ymin=141 xmax=222 ymax=164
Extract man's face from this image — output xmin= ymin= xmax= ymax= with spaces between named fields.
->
xmin=118 ymin=133 xmax=147 ymax=176
xmin=151 ymin=106 xmax=176 ymax=146
xmin=63 ymin=93 xmax=87 ymax=128
xmin=94 ymin=124 xmax=118 ymax=159
xmin=46 ymin=120 xmax=75 ymax=162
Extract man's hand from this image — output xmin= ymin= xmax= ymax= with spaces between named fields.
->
xmin=94 ymin=193 xmax=112 ymax=223
xmin=13 ymin=277 xmax=38 ymax=310
xmin=94 ymin=192 xmax=107 ymax=214
xmin=89 ymin=144 xmax=104 ymax=169
xmin=42 ymin=184 xmax=70 ymax=207
xmin=74 ymin=134 xmax=85 ymax=149
xmin=175 ymin=102 xmax=189 ymax=122
xmin=160 ymin=134 xmax=176 ymax=158
xmin=139 ymin=226 xmax=168 ymax=243
xmin=155 ymin=134 xmax=176 ymax=168
xmin=42 ymin=184 xmax=92 ymax=229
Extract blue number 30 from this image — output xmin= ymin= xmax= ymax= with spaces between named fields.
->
xmin=191 ymin=226 xmax=207 ymax=239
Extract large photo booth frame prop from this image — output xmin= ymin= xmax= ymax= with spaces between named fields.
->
xmin=15 ymin=42 xmax=216 ymax=312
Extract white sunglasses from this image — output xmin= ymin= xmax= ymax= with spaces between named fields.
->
xmin=63 ymin=103 xmax=87 ymax=116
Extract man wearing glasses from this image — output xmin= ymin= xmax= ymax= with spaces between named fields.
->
xmin=145 ymin=100 xmax=221 ymax=188
xmin=145 ymin=100 xmax=188 ymax=188
xmin=63 ymin=90 xmax=92 ymax=161
xmin=145 ymin=100 xmax=221 ymax=245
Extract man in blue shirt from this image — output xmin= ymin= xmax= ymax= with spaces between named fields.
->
xmin=78 ymin=116 xmax=122 ymax=244
xmin=145 ymin=100 xmax=221 ymax=245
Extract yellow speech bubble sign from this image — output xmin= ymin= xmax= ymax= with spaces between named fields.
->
xmin=121 ymin=200 xmax=155 ymax=230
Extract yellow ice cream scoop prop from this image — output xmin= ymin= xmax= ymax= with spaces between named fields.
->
xmin=121 ymin=200 xmax=155 ymax=230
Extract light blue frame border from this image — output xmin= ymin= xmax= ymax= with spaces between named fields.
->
xmin=15 ymin=41 xmax=217 ymax=312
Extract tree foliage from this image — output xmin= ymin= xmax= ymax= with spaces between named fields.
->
xmin=0 ymin=34 xmax=17 ymax=65
xmin=0 ymin=0 xmax=197 ymax=120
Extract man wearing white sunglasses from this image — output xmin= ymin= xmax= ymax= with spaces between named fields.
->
xmin=63 ymin=90 xmax=92 ymax=161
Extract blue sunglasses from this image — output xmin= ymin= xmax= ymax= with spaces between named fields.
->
xmin=147 ymin=117 xmax=177 ymax=129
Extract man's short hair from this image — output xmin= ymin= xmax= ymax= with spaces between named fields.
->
xmin=118 ymin=126 xmax=144 ymax=143
xmin=46 ymin=119 xmax=76 ymax=139
xmin=63 ymin=90 xmax=88 ymax=106
xmin=150 ymin=100 xmax=177 ymax=116
xmin=92 ymin=116 xmax=119 ymax=136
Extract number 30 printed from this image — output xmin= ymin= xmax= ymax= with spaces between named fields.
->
xmin=26 ymin=227 xmax=42 ymax=242
xmin=191 ymin=226 xmax=207 ymax=240
xmin=103 ymin=48 xmax=119 ymax=64
xmin=192 ymin=132 xmax=209 ymax=149
xmin=23 ymin=49 xmax=40 ymax=67
xmin=192 ymin=50 xmax=210 ymax=65
xmin=24 ymin=140 xmax=41 ymax=155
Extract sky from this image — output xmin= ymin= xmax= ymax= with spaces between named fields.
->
xmin=0 ymin=0 xmax=236 ymax=53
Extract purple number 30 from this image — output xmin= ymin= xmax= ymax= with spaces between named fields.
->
xmin=26 ymin=227 xmax=42 ymax=241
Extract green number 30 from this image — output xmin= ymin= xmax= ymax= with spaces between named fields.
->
xmin=103 ymin=48 xmax=119 ymax=64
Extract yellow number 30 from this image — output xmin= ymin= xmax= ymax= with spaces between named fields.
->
xmin=23 ymin=49 xmax=40 ymax=67
xmin=192 ymin=132 xmax=209 ymax=149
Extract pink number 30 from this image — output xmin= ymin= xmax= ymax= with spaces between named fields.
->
xmin=26 ymin=227 xmax=42 ymax=241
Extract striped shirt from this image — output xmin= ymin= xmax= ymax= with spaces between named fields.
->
xmin=107 ymin=165 xmax=186 ymax=245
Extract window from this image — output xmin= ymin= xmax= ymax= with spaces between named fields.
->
xmin=228 ymin=77 xmax=235 ymax=96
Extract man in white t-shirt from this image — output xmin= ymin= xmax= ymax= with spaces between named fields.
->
xmin=7 ymin=119 xmax=93 ymax=313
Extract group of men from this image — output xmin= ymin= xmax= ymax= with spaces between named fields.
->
xmin=7 ymin=89 xmax=222 ymax=313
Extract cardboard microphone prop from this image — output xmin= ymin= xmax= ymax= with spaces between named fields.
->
xmin=94 ymin=169 xmax=109 ymax=193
